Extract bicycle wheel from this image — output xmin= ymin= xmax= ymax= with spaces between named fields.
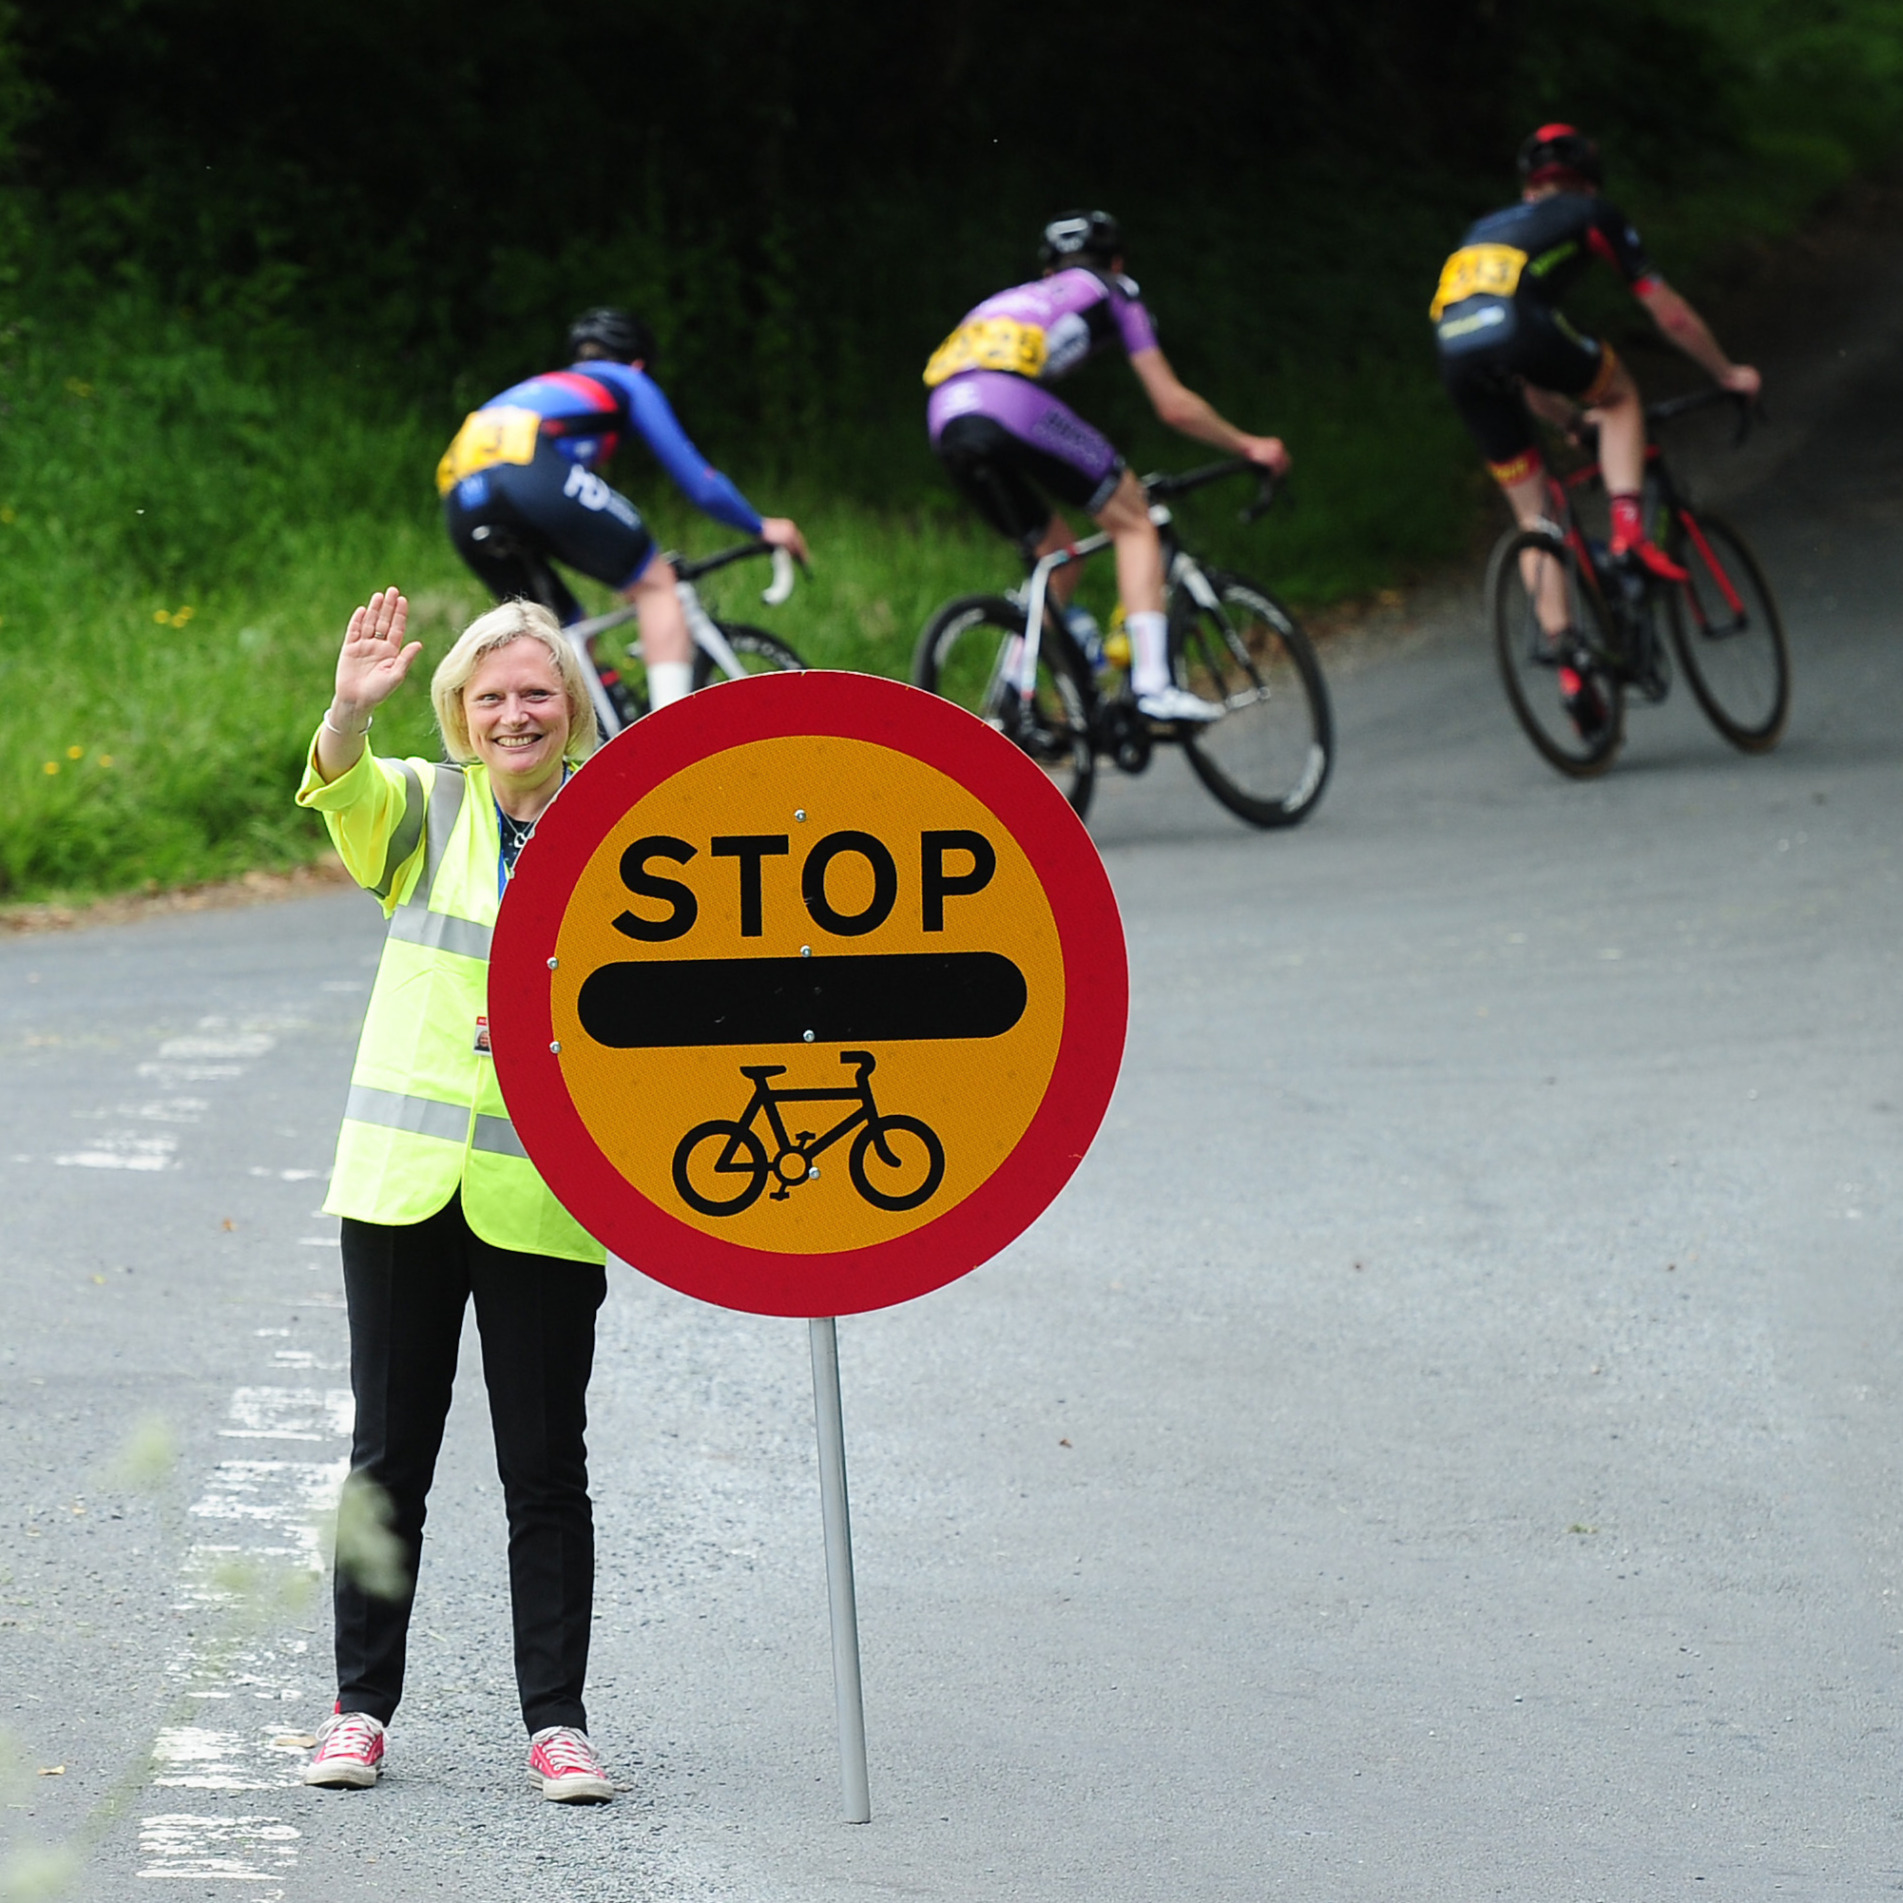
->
xmin=692 ymin=621 xmax=807 ymax=689
xmin=912 ymin=593 xmax=1096 ymax=819
xmin=1488 ymin=529 xmax=1625 ymax=778
xmin=1664 ymin=511 xmax=1790 ymax=753
xmin=671 ymin=1121 xmax=769 ymax=1216
xmin=1170 ymin=571 xmax=1333 ymax=827
xmin=848 ymin=1115 xmax=946 ymax=1213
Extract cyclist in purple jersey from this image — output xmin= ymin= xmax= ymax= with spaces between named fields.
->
xmin=439 ymin=309 xmax=808 ymax=713
xmin=926 ymin=210 xmax=1290 ymax=724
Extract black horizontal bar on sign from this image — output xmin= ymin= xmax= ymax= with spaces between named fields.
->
xmin=577 ymin=951 xmax=1029 ymax=1049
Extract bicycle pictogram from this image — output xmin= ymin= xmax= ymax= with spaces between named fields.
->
xmin=670 ymin=1050 xmax=947 ymax=1218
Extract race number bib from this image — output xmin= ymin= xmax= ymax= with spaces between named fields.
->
xmin=1428 ymin=244 xmax=1528 ymax=320
xmin=434 ymin=407 xmax=544 ymax=495
xmin=923 ymin=318 xmax=1050 ymax=388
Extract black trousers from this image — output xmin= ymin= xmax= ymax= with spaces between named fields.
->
xmin=334 ymin=1194 xmax=608 ymax=1733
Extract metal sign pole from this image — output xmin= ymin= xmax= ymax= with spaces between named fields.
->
xmin=808 ymin=1316 xmax=871 ymax=1823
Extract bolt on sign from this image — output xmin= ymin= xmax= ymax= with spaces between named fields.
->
xmin=490 ymin=671 xmax=1128 ymax=1317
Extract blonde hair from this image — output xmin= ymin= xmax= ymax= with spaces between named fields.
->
xmin=430 ymin=600 xmax=601 ymax=763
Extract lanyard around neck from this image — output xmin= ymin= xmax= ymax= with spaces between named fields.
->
xmin=496 ymin=766 xmax=569 ymax=899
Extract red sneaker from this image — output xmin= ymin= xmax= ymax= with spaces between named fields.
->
xmin=527 ymin=1726 xmax=613 ymax=1803
xmin=303 ymin=1710 xmax=385 ymax=1789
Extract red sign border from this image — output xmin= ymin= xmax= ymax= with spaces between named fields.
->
xmin=491 ymin=670 xmax=1127 ymax=1318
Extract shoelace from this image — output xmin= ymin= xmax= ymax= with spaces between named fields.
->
xmin=534 ymin=1727 xmax=601 ymax=1775
xmin=316 ymin=1713 xmax=382 ymax=1758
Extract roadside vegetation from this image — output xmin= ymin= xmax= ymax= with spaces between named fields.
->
xmin=0 ymin=0 xmax=1898 ymax=900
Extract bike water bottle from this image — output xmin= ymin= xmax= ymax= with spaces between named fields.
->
xmin=1103 ymin=603 xmax=1132 ymax=674
xmin=1062 ymin=603 xmax=1110 ymax=677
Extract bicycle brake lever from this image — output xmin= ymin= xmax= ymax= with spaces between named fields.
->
xmin=761 ymin=546 xmax=798 ymax=606
xmin=1240 ymin=476 xmax=1280 ymax=524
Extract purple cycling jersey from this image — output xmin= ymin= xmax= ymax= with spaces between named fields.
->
xmin=925 ymin=266 xmax=1155 ymax=413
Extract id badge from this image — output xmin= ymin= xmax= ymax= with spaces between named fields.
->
xmin=474 ymin=1015 xmax=492 ymax=1055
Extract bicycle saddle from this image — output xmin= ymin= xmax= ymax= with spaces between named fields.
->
xmin=739 ymin=1064 xmax=788 ymax=1080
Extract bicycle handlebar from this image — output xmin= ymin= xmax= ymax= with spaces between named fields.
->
xmin=1645 ymin=387 xmax=1762 ymax=446
xmin=1142 ymin=456 xmax=1281 ymax=523
xmin=668 ymin=538 xmax=807 ymax=603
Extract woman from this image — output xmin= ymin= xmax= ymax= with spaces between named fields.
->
xmin=296 ymin=587 xmax=614 ymax=1802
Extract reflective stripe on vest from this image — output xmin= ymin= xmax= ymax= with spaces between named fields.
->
xmin=369 ymin=762 xmax=426 ymax=902
xmin=344 ymin=1082 xmax=527 ymax=1159
xmin=380 ymin=762 xmax=494 ymax=958
xmin=473 ymin=1115 xmax=528 ymax=1159
xmin=386 ymin=908 xmax=494 ymax=959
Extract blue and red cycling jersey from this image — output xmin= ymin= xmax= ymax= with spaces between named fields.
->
xmin=436 ymin=360 xmax=762 ymax=536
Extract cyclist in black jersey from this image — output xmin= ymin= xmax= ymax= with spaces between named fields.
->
xmin=1434 ymin=125 xmax=1760 ymax=586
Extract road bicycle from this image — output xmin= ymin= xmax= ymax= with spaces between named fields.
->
xmin=466 ymin=527 xmax=807 ymax=736
xmin=671 ymin=1050 xmax=945 ymax=1217
xmin=1488 ymin=388 xmax=1790 ymax=778
xmin=911 ymin=459 xmax=1334 ymax=827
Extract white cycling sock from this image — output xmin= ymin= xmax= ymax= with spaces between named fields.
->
xmin=1126 ymin=611 xmax=1170 ymax=694
xmin=647 ymin=660 xmax=694 ymax=710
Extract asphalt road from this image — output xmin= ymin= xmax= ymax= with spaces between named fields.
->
xmin=4 ymin=258 xmax=1901 ymax=1899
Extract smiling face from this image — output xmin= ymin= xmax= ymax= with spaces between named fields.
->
xmin=463 ymin=638 xmax=573 ymax=799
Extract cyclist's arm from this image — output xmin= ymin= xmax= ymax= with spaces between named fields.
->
xmin=623 ymin=373 xmax=766 ymax=535
xmin=1128 ymin=347 xmax=1291 ymax=475
xmin=1636 ymin=278 xmax=1762 ymax=398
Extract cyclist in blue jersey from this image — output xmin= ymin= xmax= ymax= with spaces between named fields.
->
xmin=438 ymin=308 xmax=809 ymax=716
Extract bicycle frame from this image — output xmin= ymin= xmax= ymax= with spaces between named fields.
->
xmin=1009 ymin=500 xmax=1236 ymax=704
xmin=736 ymin=1060 xmax=877 ymax=1167
xmin=565 ymin=543 xmax=799 ymax=682
xmin=1536 ymin=389 xmax=1758 ymax=648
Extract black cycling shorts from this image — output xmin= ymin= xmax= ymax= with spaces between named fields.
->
xmin=933 ymin=409 xmax=1124 ymax=550
xmin=1437 ymin=298 xmax=1620 ymax=472
xmin=444 ymin=441 xmax=657 ymax=620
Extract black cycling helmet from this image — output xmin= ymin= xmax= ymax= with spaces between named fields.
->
xmin=1038 ymin=209 xmax=1124 ymax=270
xmin=1517 ymin=123 xmax=1603 ymax=189
xmin=566 ymin=307 xmax=656 ymax=366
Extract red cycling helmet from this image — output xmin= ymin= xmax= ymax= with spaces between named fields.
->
xmin=1517 ymin=124 xmax=1603 ymax=189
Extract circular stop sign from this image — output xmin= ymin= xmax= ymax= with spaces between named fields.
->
xmin=490 ymin=670 xmax=1126 ymax=1316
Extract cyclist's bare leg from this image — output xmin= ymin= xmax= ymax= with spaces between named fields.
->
xmin=1499 ymin=465 xmax=1574 ymax=645
xmin=1091 ymin=471 xmax=1165 ymax=615
xmin=1582 ymin=356 xmax=1644 ymax=498
xmin=1029 ymin=514 xmax=1082 ymax=608
xmin=619 ymin=556 xmax=693 ymax=709
xmin=1091 ymin=471 xmax=1176 ymax=697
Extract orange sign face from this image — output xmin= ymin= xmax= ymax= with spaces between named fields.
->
xmin=491 ymin=673 xmax=1126 ymax=1317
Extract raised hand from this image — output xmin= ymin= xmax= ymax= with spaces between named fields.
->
xmin=316 ymin=586 xmax=422 ymax=783
xmin=334 ymin=587 xmax=423 ymax=718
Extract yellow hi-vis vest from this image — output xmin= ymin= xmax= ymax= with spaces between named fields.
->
xmin=296 ymin=740 xmax=604 ymax=1263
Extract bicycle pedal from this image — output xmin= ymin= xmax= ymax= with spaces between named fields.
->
xmin=769 ymin=1186 xmax=791 ymax=1202
xmin=794 ymin=1131 xmax=816 ymax=1146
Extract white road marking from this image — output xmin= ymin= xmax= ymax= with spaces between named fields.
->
xmin=218 ymin=1389 xmax=353 ymax=1442
xmin=141 ymin=1384 xmax=353 ymax=1892
xmin=136 ymin=1813 xmax=300 ymax=1882
xmin=157 ymin=1034 xmax=278 ymax=1061
xmin=137 ymin=1061 xmax=242 ymax=1086
xmin=54 ymin=1133 xmax=177 ymax=1170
